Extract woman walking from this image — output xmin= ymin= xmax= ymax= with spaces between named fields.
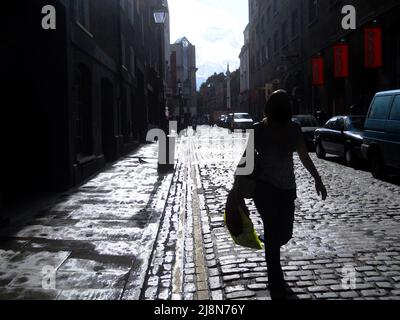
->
xmin=236 ymin=90 xmax=327 ymax=300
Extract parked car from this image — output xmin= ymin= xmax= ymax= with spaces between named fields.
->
xmin=217 ymin=115 xmax=227 ymax=127
xmin=361 ymin=90 xmax=400 ymax=178
xmin=292 ymin=115 xmax=320 ymax=151
xmin=314 ymin=115 xmax=366 ymax=166
xmin=229 ymin=113 xmax=254 ymax=132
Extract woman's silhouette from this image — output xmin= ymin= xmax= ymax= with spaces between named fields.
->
xmin=238 ymin=90 xmax=327 ymax=300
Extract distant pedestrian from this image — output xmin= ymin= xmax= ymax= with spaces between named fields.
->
xmin=235 ymin=90 xmax=327 ymax=300
xmin=191 ymin=116 xmax=197 ymax=132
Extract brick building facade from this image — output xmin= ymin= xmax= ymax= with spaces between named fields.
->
xmin=2 ymin=0 xmax=169 ymax=210
xmin=248 ymin=0 xmax=400 ymax=121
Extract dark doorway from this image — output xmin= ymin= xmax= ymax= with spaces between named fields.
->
xmin=137 ymin=71 xmax=147 ymax=142
xmin=74 ymin=64 xmax=93 ymax=159
xmin=120 ymin=86 xmax=129 ymax=144
xmin=131 ymin=91 xmax=139 ymax=142
xmin=101 ymin=79 xmax=115 ymax=162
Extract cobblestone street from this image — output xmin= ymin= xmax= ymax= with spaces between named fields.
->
xmin=185 ymin=126 xmax=400 ymax=300
xmin=6 ymin=0 xmax=400 ymax=308
xmin=1 ymin=126 xmax=400 ymax=300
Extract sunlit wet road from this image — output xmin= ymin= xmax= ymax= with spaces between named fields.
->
xmin=1 ymin=126 xmax=400 ymax=300
xmin=190 ymin=126 xmax=400 ymax=300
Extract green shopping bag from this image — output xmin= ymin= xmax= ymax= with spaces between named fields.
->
xmin=224 ymin=189 xmax=263 ymax=250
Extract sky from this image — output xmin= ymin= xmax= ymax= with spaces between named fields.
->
xmin=168 ymin=0 xmax=249 ymax=88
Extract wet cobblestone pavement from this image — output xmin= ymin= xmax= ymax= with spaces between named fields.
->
xmin=183 ymin=126 xmax=400 ymax=300
xmin=0 ymin=144 xmax=173 ymax=300
xmin=1 ymin=126 xmax=400 ymax=300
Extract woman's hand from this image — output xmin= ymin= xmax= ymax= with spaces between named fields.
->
xmin=296 ymin=129 xmax=328 ymax=201
xmin=315 ymin=178 xmax=328 ymax=201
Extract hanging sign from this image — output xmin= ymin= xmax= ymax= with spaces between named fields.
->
xmin=364 ymin=27 xmax=382 ymax=68
xmin=334 ymin=43 xmax=349 ymax=78
xmin=312 ymin=56 xmax=324 ymax=86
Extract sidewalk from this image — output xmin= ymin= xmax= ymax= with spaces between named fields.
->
xmin=0 ymin=143 xmax=174 ymax=300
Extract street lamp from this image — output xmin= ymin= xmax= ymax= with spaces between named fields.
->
xmin=153 ymin=1 xmax=168 ymax=24
xmin=153 ymin=2 xmax=174 ymax=174
xmin=153 ymin=10 xmax=167 ymax=24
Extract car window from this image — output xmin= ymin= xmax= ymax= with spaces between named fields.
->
xmin=369 ymin=95 xmax=393 ymax=120
xmin=292 ymin=119 xmax=302 ymax=125
xmin=347 ymin=117 xmax=365 ymax=130
xmin=334 ymin=118 xmax=345 ymax=131
xmin=294 ymin=116 xmax=318 ymax=127
xmin=389 ymin=95 xmax=400 ymax=121
xmin=235 ymin=114 xmax=251 ymax=119
xmin=324 ymin=118 xmax=336 ymax=129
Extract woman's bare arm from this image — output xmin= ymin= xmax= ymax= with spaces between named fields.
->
xmin=297 ymin=134 xmax=328 ymax=200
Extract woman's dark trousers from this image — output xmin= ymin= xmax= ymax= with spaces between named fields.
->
xmin=254 ymin=181 xmax=296 ymax=298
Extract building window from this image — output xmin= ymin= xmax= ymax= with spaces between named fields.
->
xmin=130 ymin=47 xmax=135 ymax=75
xmin=120 ymin=0 xmax=126 ymax=11
xmin=74 ymin=64 xmax=93 ymax=157
xmin=292 ymin=10 xmax=299 ymax=37
xmin=309 ymin=0 xmax=318 ymax=23
xmin=282 ymin=21 xmax=288 ymax=47
xmin=76 ymin=0 xmax=90 ymax=30
xmin=261 ymin=15 xmax=265 ymax=33
xmin=128 ymin=0 xmax=134 ymax=24
xmin=262 ymin=46 xmax=266 ymax=64
xmin=141 ymin=16 xmax=145 ymax=45
xmin=274 ymin=31 xmax=279 ymax=53
xmin=121 ymin=35 xmax=126 ymax=68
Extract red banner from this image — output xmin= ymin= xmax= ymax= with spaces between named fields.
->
xmin=334 ymin=44 xmax=349 ymax=78
xmin=364 ymin=27 xmax=382 ymax=68
xmin=312 ymin=56 xmax=324 ymax=86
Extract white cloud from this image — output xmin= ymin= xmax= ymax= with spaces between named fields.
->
xmin=168 ymin=0 xmax=248 ymax=86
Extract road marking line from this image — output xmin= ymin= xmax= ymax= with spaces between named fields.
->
xmin=189 ymin=137 xmax=210 ymax=300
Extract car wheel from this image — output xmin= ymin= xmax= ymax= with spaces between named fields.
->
xmin=316 ymin=141 xmax=326 ymax=159
xmin=370 ymin=150 xmax=385 ymax=179
xmin=345 ymin=147 xmax=356 ymax=167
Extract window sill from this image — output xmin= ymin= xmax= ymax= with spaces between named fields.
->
xmin=77 ymin=154 xmax=96 ymax=165
xmin=76 ymin=21 xmax=94 ymax=39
